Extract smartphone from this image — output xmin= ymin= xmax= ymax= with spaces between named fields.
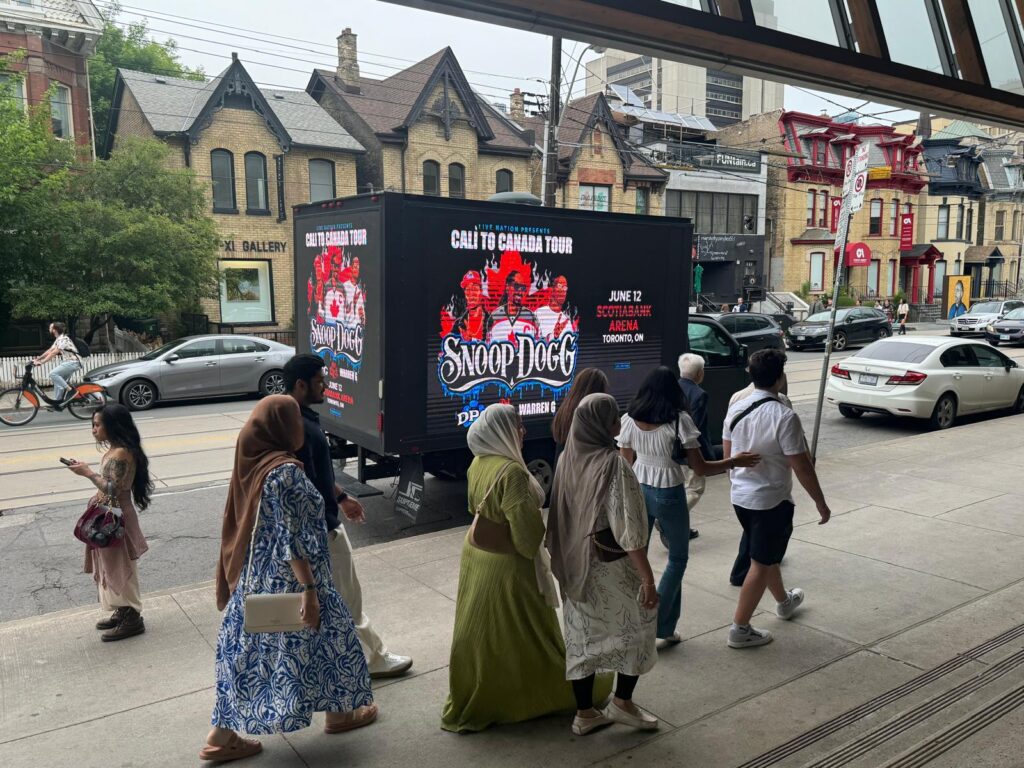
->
xmin=59 ymin=457 xmax=74 ymax=466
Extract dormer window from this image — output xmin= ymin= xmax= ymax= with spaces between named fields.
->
xmin=894 ymin=147 xmax=903 ymax=169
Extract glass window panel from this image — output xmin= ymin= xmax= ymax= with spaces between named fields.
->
xmin=727 ymin=194 xmax=743 ymax=232
xmin=495 ymin=168 xmax=513 ymax=193
xmin=579 ymin=184 xmax=611 ymax=212
xmin=810 ymin=252 xmax=825 ymax=292
xmin=244 ymin=153 xmax=268 ymax=211
xmin=752 ymin=0 xmax=840 ymax=46
xmin=448 ymin=163 xmax=465 ymax=198
xmin=867 ymin=259 xmax=880 ymax=296
xmin=806 ymin=189 xmax=816 ymax=225
xmin=636 ymin=187 xmax=650 ymax=215
xmin=696 ymin=192 xmax=712 ymax=234
xmin=937 ymin=205 xmax=949 ymax=239
xmin=967 ymin=0 xmax=1024 ymax=93
xmin=50 ymin=83 xmax=72 ymax=138
xmin=665 ymin=190 xmax=682 ymax=218
xmin=933 ymin=260 xmax=947 ymax=297
xmin=0 ymin=74 xmax=26 ymax=111
xmin=876 ymin=0 xmax=947 ymax=74
xmin=712 ymin=193 xmax=728 ymax=233
xmin=889 ymin=199 xmax=899 ymax=236
xmin=682 ymin=191 xmax=697 ymax=221
xmin=309 ymin=160 xmax=335 ymax=202
xmin=210 ymin=150 xmax=235 ymax=211
xmin=817 ymin=191 xmax=828 ymax=227
xmin=423 ymin=160 xmax=440 ymax=196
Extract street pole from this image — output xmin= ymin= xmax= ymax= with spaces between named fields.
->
xmin=544 ymin=35 xmax=562 ymax=208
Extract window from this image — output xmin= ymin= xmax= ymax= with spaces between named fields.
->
xmin=244 ymin=152 xmax=268 ymax=213
xmin=817 ymin=190 xmax=828 ymax=227
xmin=423 ymin=160 xmax=440 ymax=196
xmin=937 ymin=205 xmax=949 ymax=239
xmin=666 ymin=191 xmax=757 ymax=234
xmin=696 ymin=192 xmax=712 ymax=233
xmin=809 ymin=251 xmax=825 ymax=292
xmin=447 ymin=163 xmax=465 ymax=198
xmin=221 ymin=338 xmax=270 ymax=354
xmin=579 ymin=184 xmax=611 ymax=212
xmin=867 ymin=259 xmax=880 ymax=296
xmin=889 ymin=200 xmax=899 ymax=236
xmin=956 ymin=204 xmax=964 ymax=240
xmin=176 ymin=339 xmax=219 ymax=359
xmin=939 ymin=346 xmax=976 ymax=368
xmin=869 ymin=198 xmax=883 ymax=236
xmin=495 ymin=168 xmax=513 ymax=193
xmin=966 ymin=207 xmax=974 ymax=242
xmin=636 ymin=187 xmax=649 ymax=215
xmin=1014 ymin=211 xmax=1021 ymax=242
xmin=933 ymin=260 xmax=946 ymax=297
xmin=995 ymin=210 xmax=1006 ymax=240
xmin=806 ymin=189 xmax=816 ymax=225
xmin=308 ymin=159 xmax=335 ymax=202
xmin=687 ymin=321 xmax=737 ymax=367
xmin=972 ymin=344 xmax=1008 ymax=369
xmin=712 ymin=193 xmax=728 ymax=232
xmin=50 ymin=83 xmax=72 ymax=139
xmin=903 ymin=202 xmax=913 ymax=214
xmin=210 ymin=149 xmax=236 ymax=212
xmin=0 ymin=73 xmax=26 ymax=112
xmin=219 ymin=260 xmax=274 ymax=323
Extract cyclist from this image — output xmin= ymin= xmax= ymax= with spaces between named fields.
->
xmin=33 ymin=321 xmax=82 ymax=405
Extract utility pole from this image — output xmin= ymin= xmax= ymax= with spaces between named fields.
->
xmin=544 ymin=35 xmax=562 ymax=207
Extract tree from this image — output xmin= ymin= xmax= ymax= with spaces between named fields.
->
xmin=90 ymin=4 xmax=204 ymax=147
xmin=11 ymin=138 xmax=220 ymax=345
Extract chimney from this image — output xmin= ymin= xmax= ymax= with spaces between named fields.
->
xmin=917 ymin=111 xmax=932 ymax=139
xmin=336 ymin=28 xmax=361 ymax=93
xmin=510 ymin=88 xmax=525 ymax=122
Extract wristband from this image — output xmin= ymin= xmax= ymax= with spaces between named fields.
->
xmin=301 ymin=583 xmax=316 ymax=592
xmin=336 ymin=491 xmax=349 ymax=503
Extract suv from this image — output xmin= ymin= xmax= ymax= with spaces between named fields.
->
xmin=711 ymin=312 xmax=786 ymax=354
xmin=950 ymin=299 xmax=1024 ymax=336
xmin=687 ymin=314 xmax=749 ymax=446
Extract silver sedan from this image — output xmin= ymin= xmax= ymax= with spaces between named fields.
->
xmin=84 ymin=335 xmax=294 ymax=411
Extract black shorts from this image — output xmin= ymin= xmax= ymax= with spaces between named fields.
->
xmin=733 ymin=500 xmax=794 ymax=566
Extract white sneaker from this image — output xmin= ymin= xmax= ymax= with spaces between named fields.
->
xmin=603 ymin=700 xmax=659 ymax=731
xmin=775 ymin=588 xmax=805 ymax=620
xmin=656 ymin=632 xmax=682 ymax=650
xmin=368 ymin=651 xmax=413 ymax=679
xmin=571 ymin=711 xmax=614 ymax=736
xmin=727 ymin=624 xmax=773 ymax=648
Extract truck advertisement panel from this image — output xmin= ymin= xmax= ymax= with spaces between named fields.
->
xmin=295 ymin=208 xmax=381 ymax=440
xmin=425 ymin=210 xmax=685 ymax=436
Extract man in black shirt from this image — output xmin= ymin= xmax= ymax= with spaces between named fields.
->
xmin=285 ymin=354 xmax=413 ymax=678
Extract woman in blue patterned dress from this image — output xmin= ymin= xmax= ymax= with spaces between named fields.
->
xmin=200 ymin=395 xmax=375 ymax=763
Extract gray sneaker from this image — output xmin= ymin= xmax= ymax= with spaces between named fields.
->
xmin=776 ymin=588 xmax=805 ymax=620
xmin=728 ymin=624 xmax=773 ymax=649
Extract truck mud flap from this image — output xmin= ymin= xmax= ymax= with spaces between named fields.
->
xmin=394 ymin=455 xmax=425 ymax=521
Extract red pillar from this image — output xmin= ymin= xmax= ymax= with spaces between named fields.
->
xmin=926 ymin=262 xmax=936 ymax=304
xmin=911 ymin=264 xmax=921 ymax=303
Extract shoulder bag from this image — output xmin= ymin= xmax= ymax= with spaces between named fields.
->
xmin=73 ymin=494 xmax=124 ymax=549
xmin=588 ymin=469 xmax=628 ymax=563
xmin=729 ymin=397 xmax=777 ymax=432
xmin=242 ymin=501 xmax=306 ymax=634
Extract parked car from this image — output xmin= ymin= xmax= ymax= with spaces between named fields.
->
xmin=825 ymin=336 xmax=1024 ymax=429
xmin=687 ymin=314 xmax=749 ymax=446
xmin=711 ymin=312 xmax=786 ymax=353
xmin=84 ymin=335 xmax=294 ymax=411
xmin=984 ymin=306 xmax=1024 ymax=346
xmin=950 ymin=299 xmax=1024 ymax=336
xmin=787 ymin=307 xmax=892 ymax=352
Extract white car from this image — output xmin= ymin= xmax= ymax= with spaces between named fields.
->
xmin=825 ymin=336 xmax=1024 ymax=429
xmin=949 ymin=299 xmax=1024 ymax=336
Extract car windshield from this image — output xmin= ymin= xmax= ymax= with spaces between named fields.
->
xmin=806 ymin=309 xmax=849 ymax=323
xmin=853 ymin=341 xmax=934 ymax=364
xmin=1003 ymin=308 xmax=1024 ymax=320
xmin=139 ymin=339 xmax=186 ymax=361
xmin=969 ymin=302 xmax=1001 ymax=314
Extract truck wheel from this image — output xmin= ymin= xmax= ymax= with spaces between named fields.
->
xmin=523 ymin=442 xmax=555 ymax=505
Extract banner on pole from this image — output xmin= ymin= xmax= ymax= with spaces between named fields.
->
xmin=830 ymin=197 xmax=841 ymax=233
xmin=899 ymin=212 xmax=914 ymax=251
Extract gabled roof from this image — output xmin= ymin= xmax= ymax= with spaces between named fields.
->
xmin=557 ymin=93 xmax=667 ymax=183
xmin=931 ymin=120 xmax=992 ymax=141
xmin=0 ymin=0 xmax=103 ymax=54
xmin=965 ymin=245 xmax=1008 ymax=263
xmin=308 ymin=48 xmax=536 ymax=154
xmin=103 ymin=58 xmax=364 ymax=158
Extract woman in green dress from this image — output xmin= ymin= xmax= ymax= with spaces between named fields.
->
xmin=442 ymin=404 xmax=586 ymax=732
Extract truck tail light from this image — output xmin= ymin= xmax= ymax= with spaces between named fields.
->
xmin=886 ymin=371 xmax=927 ymax=385
xmin=830 ymin=363 xmax=850 ymax=380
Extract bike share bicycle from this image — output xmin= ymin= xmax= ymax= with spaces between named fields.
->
xmin=0 ymin=362 xmax=108 ymax=426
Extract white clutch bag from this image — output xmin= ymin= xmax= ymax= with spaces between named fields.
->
xmin=240 ymin=502 xmax=308 ymax=634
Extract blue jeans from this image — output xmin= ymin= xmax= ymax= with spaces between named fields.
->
xmin=50 ymin=360 xmax=82 ymax=401
xmin=642 ymin=483 xmax=690 ymax=638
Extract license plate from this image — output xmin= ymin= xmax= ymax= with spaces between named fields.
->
xmin=859 ymin=374 xmax=878 ymax=385
xmin=797 ymin=336 xmax=806 ymax=341
xmin=1000 ymin=334 xmax=1010 ymax=341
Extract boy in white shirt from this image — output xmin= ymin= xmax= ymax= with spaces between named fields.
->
xmin=722 ymin=349 xmax=831 ymax=648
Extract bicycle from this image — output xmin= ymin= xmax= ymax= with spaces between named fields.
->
xmin=0 ymin=362 xmax=109 ymax=426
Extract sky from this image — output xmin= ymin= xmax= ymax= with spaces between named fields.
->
xmin=103 ymin=0 xmax=917 ymax=127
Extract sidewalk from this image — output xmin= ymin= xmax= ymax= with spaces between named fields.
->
xmin=3 ymin=417 xmax=1024 ymax=767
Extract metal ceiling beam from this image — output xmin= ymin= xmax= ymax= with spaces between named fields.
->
xmin=383 ymin=0 xmax=1024 ymax=130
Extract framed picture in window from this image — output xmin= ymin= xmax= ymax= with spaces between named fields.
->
xmin=219 ymin=259 xmax=275 ymax=324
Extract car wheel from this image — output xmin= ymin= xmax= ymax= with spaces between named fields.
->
xmin=833 ymin=332 xmax=848 ymax=352
xmin=259 ymin=370 xmax=286 ymax=396
xmin=122 ymin=379 xmax=157 ymax=411
xmin=990 ymin=339 xmax=1000 ymax=346
xmin=876 ymin=326 xmax=891 ymax=340
xmin=1012 ymin=385 xmax=1024 ymax=415
xmin=838 ymin=405 xmax=864 ymax=419
xmin=929 ymin=393 xmax=957 ymax=430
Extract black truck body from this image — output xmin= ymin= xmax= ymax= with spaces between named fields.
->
xmin=294 ymin=192 xmax=693 ymax=515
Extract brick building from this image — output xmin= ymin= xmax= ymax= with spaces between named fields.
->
xmin=0 ymin=0 xmax=102 ymax=152
xmin=307 ymin=29 xmax=540 ymax=199
xmin=104 ymin=55 xmax=365 ymax=333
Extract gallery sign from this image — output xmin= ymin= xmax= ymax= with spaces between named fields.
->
xmin=222 ymin=240 xmax=288 ymax=253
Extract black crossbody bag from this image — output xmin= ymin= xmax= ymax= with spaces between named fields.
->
xmin=729 ymin=397 xmax=777 ymax=432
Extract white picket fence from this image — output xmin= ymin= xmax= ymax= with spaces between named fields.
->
xmin=0 ymin=354 xmax=140 ymax=389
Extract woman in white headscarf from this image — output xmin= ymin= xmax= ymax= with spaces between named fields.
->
xmin=441 ymin=404 xmax=605 ymax=732
xmin=546 ymin=393 xmax=660 ymax=737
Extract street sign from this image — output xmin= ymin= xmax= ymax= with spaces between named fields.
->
xmin=849 ymin=143 xmax=871 ymax=213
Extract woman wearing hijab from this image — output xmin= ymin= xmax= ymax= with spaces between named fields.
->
xmin=547 ymin=393 xmax=661 ymax=736
xmin=551 ymin=367 xmax=609 ymax=464
xmin=201 ymin=395 xmax=375 ymax=763
xmin=442 ymin=404 xmax=587 ymax=732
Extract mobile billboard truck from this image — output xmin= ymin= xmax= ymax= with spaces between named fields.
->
xmin=294 ymin=192 xmax=691 ymax=519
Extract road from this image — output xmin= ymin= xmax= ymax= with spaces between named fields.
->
xmin=2 ymin=329 xmax=1022 ymax=622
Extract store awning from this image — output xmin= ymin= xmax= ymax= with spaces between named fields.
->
xmin=900 ymin=244 xmax=943 ymax=262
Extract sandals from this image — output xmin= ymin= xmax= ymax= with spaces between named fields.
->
xmin=324 ymin=703 xmax=379 ymax=734
xmin=199 ymin=732 xmax=263 ymax=763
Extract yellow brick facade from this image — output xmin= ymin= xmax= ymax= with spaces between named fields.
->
xmin=559 ymin=123 xmax=664 ymax=215
xmin=978 ymin=199 xmax=1023 ymax=284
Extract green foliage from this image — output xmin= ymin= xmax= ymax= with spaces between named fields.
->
xmin=90 ymin=4 xmax=204 ymax=149
xmin=797 ymin=281 xmax=811 ymax=301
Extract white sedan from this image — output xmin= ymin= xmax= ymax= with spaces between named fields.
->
xmin=825 ymin=336 xmax=1024 ymax=429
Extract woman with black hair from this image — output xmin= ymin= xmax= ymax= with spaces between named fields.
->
xmin=618 ymin=367 xmax=759 ymax=644
xmin=551 ymin=368 xmax=609 ymax=463
xmin=66 ymin=404 xmax=153 ymax=641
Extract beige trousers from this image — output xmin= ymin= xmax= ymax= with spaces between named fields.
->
xmin=328 ymin=526 xmax=388 ymax=668
xmin=98 ymin=560 xmax=142 ymax=613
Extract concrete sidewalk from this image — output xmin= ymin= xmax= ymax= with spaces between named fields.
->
xmin=3 ymin=417 xmax=1024 ymax=768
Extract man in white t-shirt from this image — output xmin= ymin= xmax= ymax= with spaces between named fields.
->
xmin=722 ymin=349 xmax=831 ymax=648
